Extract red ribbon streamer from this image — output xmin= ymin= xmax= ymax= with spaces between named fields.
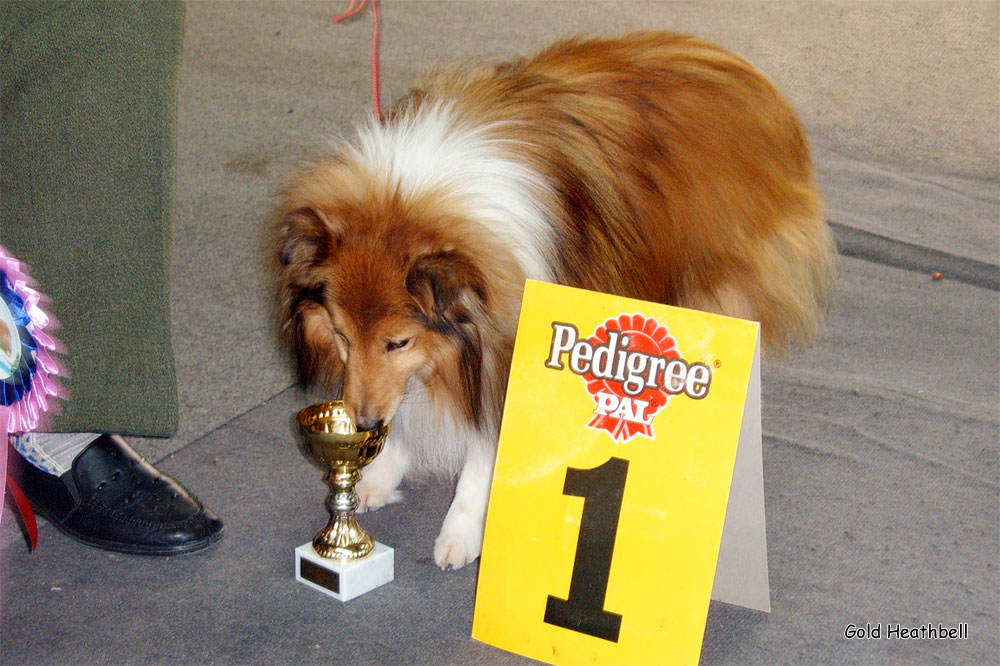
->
xmin=6 ymin=474 xmax=38 ymax=551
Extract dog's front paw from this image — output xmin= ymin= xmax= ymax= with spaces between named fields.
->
xmin=355 ymin=477 xmax=403 ymax=513
xmin=433 ymin=516 xmax=483 ymax=570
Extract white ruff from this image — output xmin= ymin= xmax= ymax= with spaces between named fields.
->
xmin=392 ymin=379 xmax=492 ymax=476
xmin=345 ymin=102 xmax=556 ymax=283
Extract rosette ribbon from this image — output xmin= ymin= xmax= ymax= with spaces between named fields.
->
xmin=583 ymin=313 xmax=678 ymax=443
xmin=1 ymin=245 xmax=63 ymax=550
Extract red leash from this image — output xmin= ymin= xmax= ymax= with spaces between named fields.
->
xmin=330 ymin=0 xmax=383 ymax=120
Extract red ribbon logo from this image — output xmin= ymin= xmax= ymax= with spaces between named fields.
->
xmin=581 ymin=314 xmax=679 ymax=442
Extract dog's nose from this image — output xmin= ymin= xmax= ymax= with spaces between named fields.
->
xmin=356 ymin=417 xmax=384 ymax=432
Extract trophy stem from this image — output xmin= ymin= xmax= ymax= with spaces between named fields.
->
xmin=313 ymin=465 xmax=374 ymax=560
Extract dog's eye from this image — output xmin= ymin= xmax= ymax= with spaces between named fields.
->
xmin=385 ymin=338 xmax=410 ymax=352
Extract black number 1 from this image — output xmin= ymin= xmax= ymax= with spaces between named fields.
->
xmin=543 ymin=457 xmax=629 ymax=643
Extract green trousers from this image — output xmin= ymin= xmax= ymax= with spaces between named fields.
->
xmin=1 ymin=1 xmax=183 ymax=435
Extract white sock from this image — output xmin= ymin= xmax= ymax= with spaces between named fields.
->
xmin=9 ymin=432 xmax=101 ymax=476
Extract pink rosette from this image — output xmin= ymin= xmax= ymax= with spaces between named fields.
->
xmin=1 ymin=244 xmax=64 ymax=544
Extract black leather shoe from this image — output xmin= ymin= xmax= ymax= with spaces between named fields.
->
xmin=8 ymin=434 xmax=224 ymax=555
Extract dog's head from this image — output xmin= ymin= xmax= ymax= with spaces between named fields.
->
xmin=275 ymin=198 xmax=492 ymax=431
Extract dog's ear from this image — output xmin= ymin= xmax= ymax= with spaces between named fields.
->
xmin=405 ymin=250 xmax=487 ymax=323
xmin=274 ymin=206 xmax=344 ymax=390
xmin=406 ymin=250 xmax=489 ymax=426
xmin=284 ymin=298 xmax=344 ymax=392
xmin=275 ymin=207 xmax=341 ymax=270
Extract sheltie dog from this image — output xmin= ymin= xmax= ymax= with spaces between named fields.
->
xmin=274 ymin=32 xmax=835 ymax=569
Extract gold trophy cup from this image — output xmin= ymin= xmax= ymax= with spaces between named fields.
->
xmin=296 ymin=400 xmax=391 ymax=559
xmin=294 ymin=401 xmax=395 ymax=601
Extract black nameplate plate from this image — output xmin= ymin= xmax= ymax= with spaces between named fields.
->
xmin=301 ymin=558 xmax=340 ymax=594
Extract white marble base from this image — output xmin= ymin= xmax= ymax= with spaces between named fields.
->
xmin=295 ymin=541 xmax=394 ymax=602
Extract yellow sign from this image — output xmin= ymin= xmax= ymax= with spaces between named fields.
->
xmin=472 ymin=280 xmax=768 ymax=665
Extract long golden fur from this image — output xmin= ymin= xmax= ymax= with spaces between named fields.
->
xmin=274 ymin=32 xmax=835 ymax=569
